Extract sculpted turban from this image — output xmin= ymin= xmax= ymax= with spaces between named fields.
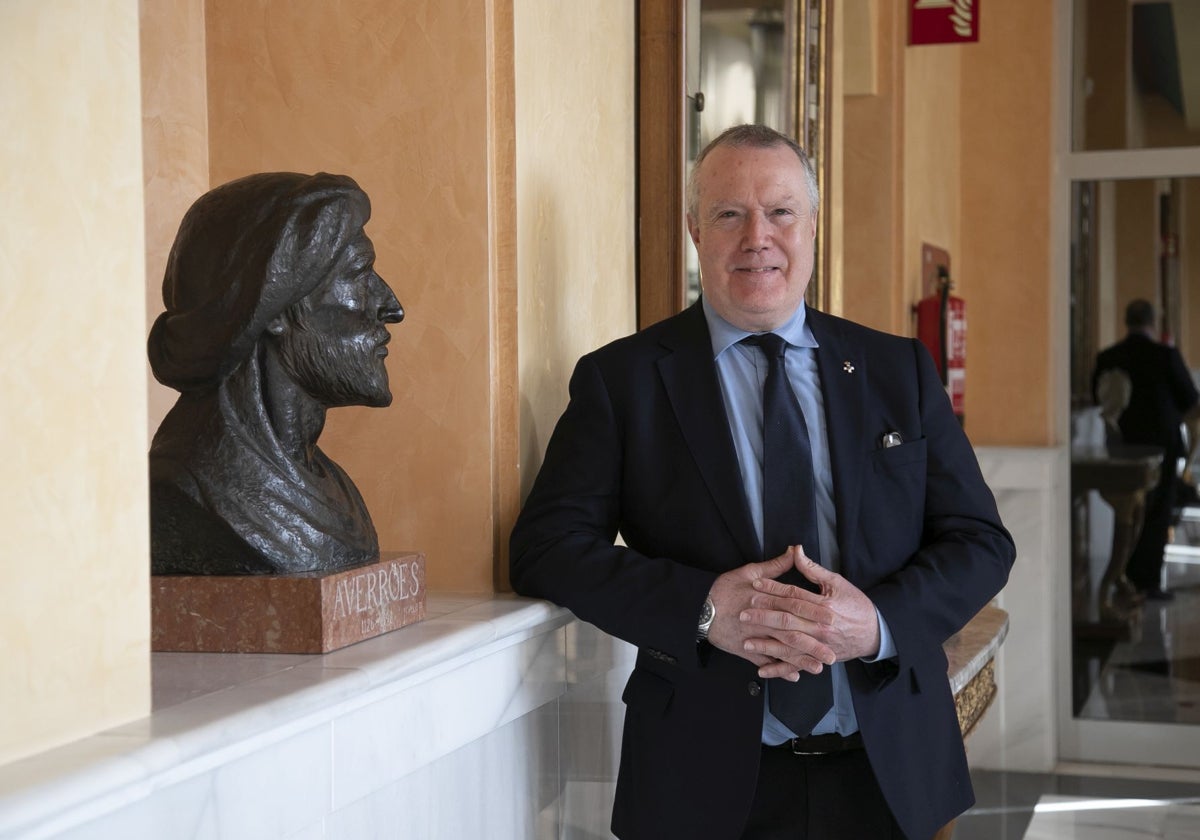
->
xmin=148 ymin=172 xmax=370 ymax=391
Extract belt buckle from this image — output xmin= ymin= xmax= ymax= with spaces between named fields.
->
xmin=789 ymin=738 xmax=830 ymax=756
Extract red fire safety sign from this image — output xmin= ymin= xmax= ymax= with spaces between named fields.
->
xmin=909 ymin=0 xmax=980 ymax=45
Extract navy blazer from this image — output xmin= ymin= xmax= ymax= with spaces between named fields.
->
xmin=510 ymin=302 xmax=1015 ymax=840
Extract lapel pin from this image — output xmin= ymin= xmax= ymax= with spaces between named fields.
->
xmin=882 ymin=431 xmax=903 ymax=448
xmin=843 ymin=361 xmax=855 ymax=374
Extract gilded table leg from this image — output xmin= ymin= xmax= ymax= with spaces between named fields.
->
xmin=1096 ymin=488 xmax=1147 ymax=626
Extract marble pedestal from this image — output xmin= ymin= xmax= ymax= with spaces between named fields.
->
xmin=151 ymin=551 xmax=426 ymax=653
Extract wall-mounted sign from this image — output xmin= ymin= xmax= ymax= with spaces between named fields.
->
xmin=909 ymin=0 xmax=979 ymax=45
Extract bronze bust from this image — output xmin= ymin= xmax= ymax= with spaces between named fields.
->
xmin=148 ymin=173 xmax=403 ymax=575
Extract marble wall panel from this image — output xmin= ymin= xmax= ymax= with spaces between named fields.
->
xmin=969 ymin=446 xmax=1065 ymax=772
xmin=559 ymin=621 xmax=634 ymax=787
xmin=556 ymin=621 xmax=634 ymax=836
xmin=54 ymin=725 xmax=331 ymax=840
xmin=329 ymin=627 xmax=566 ymax=809
xmin=325 ymin=704 xmax=558 ymax=840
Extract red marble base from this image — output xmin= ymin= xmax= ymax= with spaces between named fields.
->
xmin=151 ymin=551 xmax=426 ymax=653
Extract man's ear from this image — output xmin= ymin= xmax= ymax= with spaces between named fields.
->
xmin=686 ymin=215 xmax=700 ymax=248
xmin=266 ymin=314 xmax=288 ymax=336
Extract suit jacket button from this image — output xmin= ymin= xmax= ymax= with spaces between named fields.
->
xmin=747 ymin=681 xmax=762 ymax=697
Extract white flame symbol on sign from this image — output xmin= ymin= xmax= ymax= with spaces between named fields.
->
xmin=914 ymin=0 xmax=974 ymax=38
xmin=950 ymin=0 xmax=974 ymax=37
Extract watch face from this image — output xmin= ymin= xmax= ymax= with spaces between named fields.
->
xmin=700 ymin=597 xmax=714 ymax=625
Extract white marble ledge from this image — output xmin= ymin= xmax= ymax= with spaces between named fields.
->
xmin=0 ymin=593 xmax=573 ymax=838
xmin=945 ymin=605 xmax=1009 ymax=696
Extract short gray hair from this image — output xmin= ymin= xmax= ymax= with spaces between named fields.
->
xmin=686 ymin=124 xmax=820 ymax=219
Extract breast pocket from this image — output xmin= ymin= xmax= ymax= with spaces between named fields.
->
xmin=862 ymin=438 xmax=927 ymax=556
xmin=871 ymin=437 xmax=927 ymax=472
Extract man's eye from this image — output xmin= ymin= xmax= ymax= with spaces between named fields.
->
xmin=772 ymin=208 xmax=793 ymax=216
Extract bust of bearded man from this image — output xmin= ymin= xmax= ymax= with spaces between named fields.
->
xmin=147 ymin=172 xmax=403 ymax=575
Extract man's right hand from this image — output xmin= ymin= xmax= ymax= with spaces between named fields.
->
xmin=704 ymin=547 xmax=835 ymax=678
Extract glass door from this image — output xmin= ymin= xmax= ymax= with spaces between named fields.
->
xmin=1060 ymin=0 xmax=1200 ymax=767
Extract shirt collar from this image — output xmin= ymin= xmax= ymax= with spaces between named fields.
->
xmin=701 ymin=296 xmax=818 ymax=359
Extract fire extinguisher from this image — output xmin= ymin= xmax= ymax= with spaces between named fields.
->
xmin=914 ymin=267 xmax=966 ymax=424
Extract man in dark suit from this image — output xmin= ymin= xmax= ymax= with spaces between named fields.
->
xmin=1092 ymin=298 xmax=1200 ymax=600
xmin=509 ymin=124 xmax=1014 ymax=839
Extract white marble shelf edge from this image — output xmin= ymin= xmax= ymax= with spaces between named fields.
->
xmin=0 ymin=593 xmax=575 ymax=839
xmin=947 ymin=607 xmax=1009 ymax=697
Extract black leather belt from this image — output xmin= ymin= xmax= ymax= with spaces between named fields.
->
xmin=766 ymin=731 xmax=864 ymax=756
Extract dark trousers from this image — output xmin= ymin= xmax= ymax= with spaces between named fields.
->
xmin=740 ymin=744 xmax=907 ymax=839
xmin=1127 ymin=465 xmax=1176 ymax=592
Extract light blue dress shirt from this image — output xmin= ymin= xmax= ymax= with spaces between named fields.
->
xmin=701 ymin=298 xmax=895 ymax=743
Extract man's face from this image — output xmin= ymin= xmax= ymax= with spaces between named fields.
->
xmin=687 ymin=143 xmax=817 ymax=332
xmin=276 ymin=231 xmax=404 ymax=408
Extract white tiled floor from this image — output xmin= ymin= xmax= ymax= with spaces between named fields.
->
xmin=1022 ymin=794 xmax=1200 ymax=839
xmin=951 ymin=766 xmax=1200 ymax=840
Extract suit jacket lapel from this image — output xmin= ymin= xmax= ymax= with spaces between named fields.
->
xmin=808 ymin=309 xmax=868 ymax=570
xmin=656 ymin=305 xmax=761 ymax=568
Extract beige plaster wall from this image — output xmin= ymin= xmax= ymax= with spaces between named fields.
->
xmin=141 ymin=0 xmax=209 ymax=438
xmin=959 ymin=0 xmax=1054 ymax=445
xmin=203 ymin=0 xmax=496 ymax=592
xmin=902 ymin=42 xmax=962 ymax=322
xmin=0 ymin=0 xmax=150 ymax=764
xmin=842 ymin=0 xmax=903 ymax=334
xmin=842 ymin=0 xmax=1055 ymax=445
xmin=514 ymin=0 xmax=637 ymax=499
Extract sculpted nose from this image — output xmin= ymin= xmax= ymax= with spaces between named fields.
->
xmin=372 ymin=273 xmax=404 ymax=324
xmin=382 ymin=300 xmax=404 ymax=324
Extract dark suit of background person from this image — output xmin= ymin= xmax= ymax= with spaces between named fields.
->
xmin=509 ymin=125 xmax=1015 ymax=840
xmin=1092 ymin=299 xmax=1200 ymax=600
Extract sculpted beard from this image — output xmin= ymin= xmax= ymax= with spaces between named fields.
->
xmin=278 ymin=323 xmax=393 ymax=408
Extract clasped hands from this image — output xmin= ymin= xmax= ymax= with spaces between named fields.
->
xmin=705 ymin=546 xmax=881 ymax=682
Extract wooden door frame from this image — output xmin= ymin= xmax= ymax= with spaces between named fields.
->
xmin=637 ymin=1 xmax=689 ymax=330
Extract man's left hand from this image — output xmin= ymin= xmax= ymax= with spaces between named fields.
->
xmin=739 ymin=545 xmax=882 ymax=681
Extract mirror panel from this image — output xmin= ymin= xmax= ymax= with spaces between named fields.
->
xmin=1072 ymin=0 xmax=1200 ymax=152
xmin=683 ymin=0 xmax=828 ymax=308
xmin=1069 ymin=175 xmax=1200 ymax=726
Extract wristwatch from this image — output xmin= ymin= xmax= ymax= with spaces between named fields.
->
xmin=697 ymin=596 xmax=716 ymax=642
